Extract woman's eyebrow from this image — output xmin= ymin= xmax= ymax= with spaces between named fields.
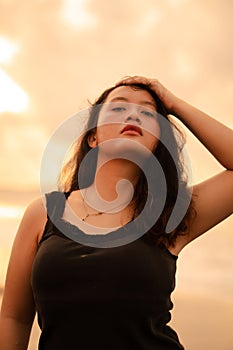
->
xmin=109 ymin=97 xmax=157 ymax=109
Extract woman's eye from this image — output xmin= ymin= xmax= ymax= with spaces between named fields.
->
xmin=112 ymin=107 xmax=126 ymax=112
xmin=141 ymin=110 xmax=156 ymax=118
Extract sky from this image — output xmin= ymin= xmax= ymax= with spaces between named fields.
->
xmin=0 ymin=0 xmax=233 ymax=191
xmin=0 ymin=3 xmax=233 ymax=341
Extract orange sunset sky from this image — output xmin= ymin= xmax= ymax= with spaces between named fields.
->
xmin=0 ymin=2 xmax=233 ymax=348
xmin=0 ymin=0 xmax=232 ymax=191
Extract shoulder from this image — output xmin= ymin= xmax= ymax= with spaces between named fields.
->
xmin=25 ymin=191 xmax=65 ymax=219
xmin=24 ymin=195 xmax=47 ymax=221
xmin=19 ymin=195 xmax=48 ymax=244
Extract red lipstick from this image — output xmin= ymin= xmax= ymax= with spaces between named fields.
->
xmin=121 ymin=124 xmax=142 ymax=136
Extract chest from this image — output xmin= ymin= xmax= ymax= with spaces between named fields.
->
xmin=31 ymin=233 xmax=176 ymax=305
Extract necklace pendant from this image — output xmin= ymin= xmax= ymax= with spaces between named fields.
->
xmin=82 ymin=214 xmax=89 ymax=221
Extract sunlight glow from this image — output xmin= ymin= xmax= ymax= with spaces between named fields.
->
xmin=0 ymin=206 xmax=23 ymax=219
xmin=62 ymin=0 xmax=97 ymax=29
xmin=0 ymin=37 xmax=18 ymax=64
xmin=0 ymin=68 xmax=29 ymax=113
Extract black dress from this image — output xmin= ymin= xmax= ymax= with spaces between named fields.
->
xmin=31 ymin=191 xmax=185 ymax=349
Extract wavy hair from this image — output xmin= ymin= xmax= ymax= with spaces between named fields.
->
xmin=58 ymin=83 xmax=195 ymax=247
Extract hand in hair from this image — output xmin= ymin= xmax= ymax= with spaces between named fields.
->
xmin=115 ymin=76 xmax=179 ymax=115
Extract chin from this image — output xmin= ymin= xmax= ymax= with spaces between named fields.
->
xmin=98 ymin=138 xmax=153 ymax=165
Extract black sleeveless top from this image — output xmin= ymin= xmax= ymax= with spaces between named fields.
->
xmin=31 ymin=191 xmax=185 ymax=350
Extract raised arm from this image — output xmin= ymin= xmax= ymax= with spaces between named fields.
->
xmin=0 ymin=198 xmax=47 ymax=350
xmin=166 ymin=88 xmax=233 ymax=248
xmin=116 ymin=76 xmax=233 ymax=251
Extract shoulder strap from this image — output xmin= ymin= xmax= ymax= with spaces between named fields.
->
xmin=45 ymin=191 xmax=67 ymax=221
xmin=39 ymin=191 xmax=68 ymax=244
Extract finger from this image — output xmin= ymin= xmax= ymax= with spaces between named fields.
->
xmin=115 ymin=79 xmax=135 ymax=86
xmin=115 ymin=76 xmax=149 ymax=86
xmin=115 ymin=76 xmax=132 ymax=86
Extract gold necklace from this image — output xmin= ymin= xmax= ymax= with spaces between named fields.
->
xmin=81 ymin=189 xmax=133 ymax=222
xmin=82 ymin=199 xmax=104 ymax=221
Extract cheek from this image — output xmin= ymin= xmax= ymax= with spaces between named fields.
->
xmin=143 ymin=119 xmax=160 ymax=139
xmin=96 ymin=124 xmax=117 ymax=143
xmin=98 ymin=109 xmax=123 ymax=125
xmin=97 ymin=108 xmax=122 ymax=133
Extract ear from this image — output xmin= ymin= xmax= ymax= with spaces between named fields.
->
xmin=88 ymin=132 xmax=98 ymax=148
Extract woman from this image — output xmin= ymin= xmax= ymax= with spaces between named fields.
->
xmin=0 ymin=76 xmax=232 ymax=349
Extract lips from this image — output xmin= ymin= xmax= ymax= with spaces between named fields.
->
xmin=121 ymin=124 xmax=142 ymax=136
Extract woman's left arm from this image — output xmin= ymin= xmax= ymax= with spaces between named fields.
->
xmin=171 ymin=98 xmax=233 ymax=170
xmin=116 ymin=76 xmax=233 ymax=247
xmin=170 ymin=97 xmax=233 ymax=246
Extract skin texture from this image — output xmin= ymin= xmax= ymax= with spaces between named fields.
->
xmin=94 ymin=86 xmax=160 ymax=152
xmin=85 ymin=86 xmax=161 ymax=210
xmin=62 ymin=86 xmax=162 ymax=234
xmin=0 ymin=76 xmax=233 ymax=349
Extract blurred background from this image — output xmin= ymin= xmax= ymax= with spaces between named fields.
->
xmin=0 ymin=0 xmax=232 ymax=349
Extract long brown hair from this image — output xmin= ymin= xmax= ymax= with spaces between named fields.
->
xmin=59 ymin=83 xmax=195 ymax=247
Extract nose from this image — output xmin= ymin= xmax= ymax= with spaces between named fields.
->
xmin=125 ymin=114 xmax=142 ymax=125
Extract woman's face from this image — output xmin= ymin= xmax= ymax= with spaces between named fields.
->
xmin=90 ymin=85 xmax=160 ymax=157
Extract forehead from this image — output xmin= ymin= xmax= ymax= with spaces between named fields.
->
xmin=105 ymin=85 xmax=157 ymax=109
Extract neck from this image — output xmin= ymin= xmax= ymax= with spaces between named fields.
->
xmin=97 ymin=157 xmax=139 ymax=197
xmin=84 ymin=158 xmax=140 ymax=213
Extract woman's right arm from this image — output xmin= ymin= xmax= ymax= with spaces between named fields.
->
xmin=0 ymin=197 xmax=47 ymax=350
